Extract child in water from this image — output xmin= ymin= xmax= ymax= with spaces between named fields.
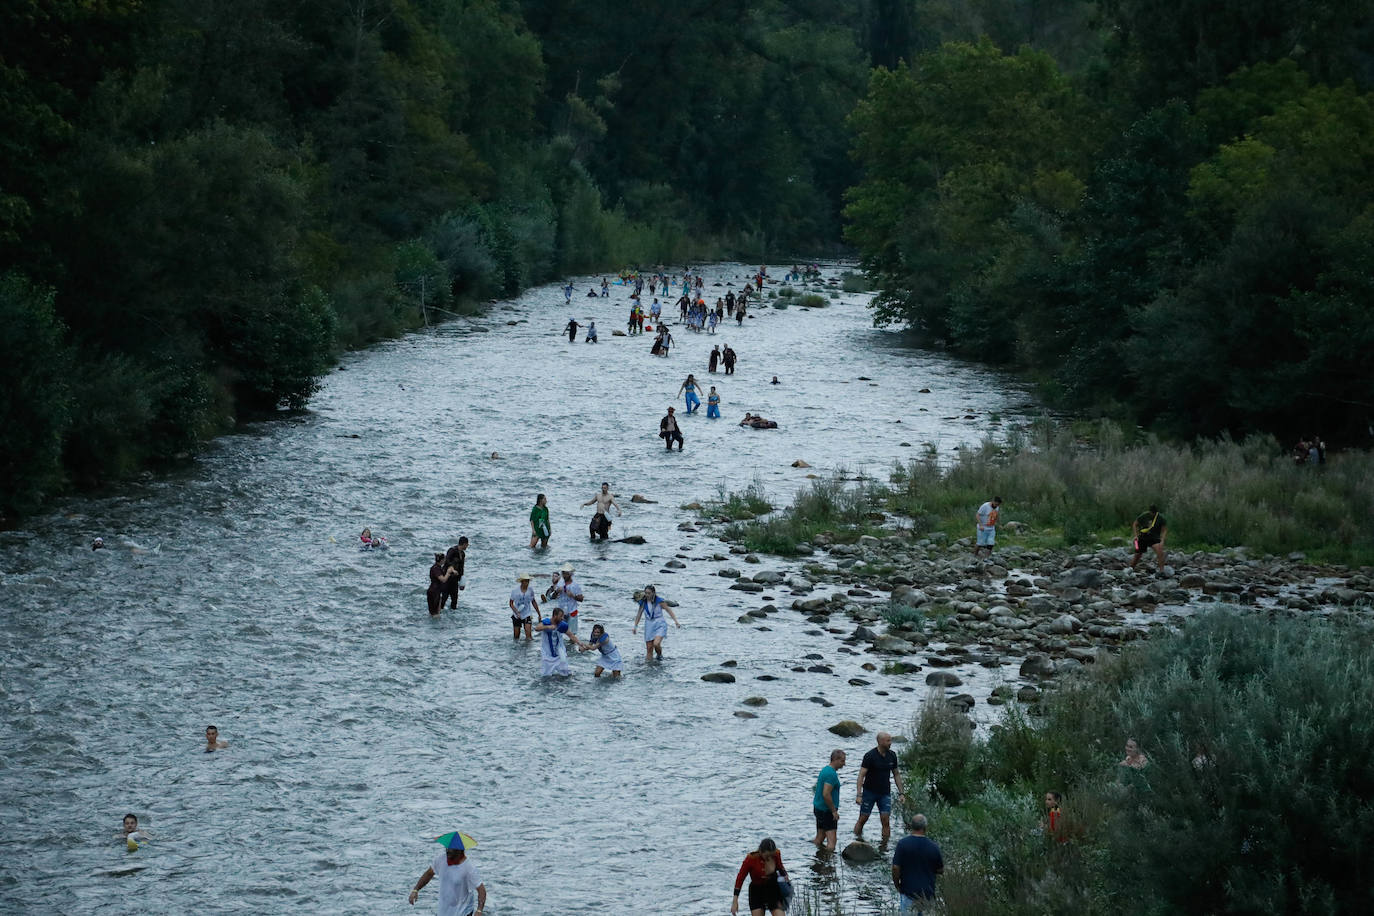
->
xmin=576 ymin=623 xmax=624 ymax=677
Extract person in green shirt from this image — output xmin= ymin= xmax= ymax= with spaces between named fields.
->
xmin=529 ymin=494 xmax=551 ymax=549
xmin=812 ymin=749 xmax=846 ymax=852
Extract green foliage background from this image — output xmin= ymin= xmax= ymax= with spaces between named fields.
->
xmin=845 ymin=1 xmax=1374 ymax=443
xmin=3 ymin=0 xmax=1372 ymax=513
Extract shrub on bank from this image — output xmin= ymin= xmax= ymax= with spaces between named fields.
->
xmin=886 ymin=420 xmax=1374 ymax=564
xmin=901 ymin=611 xmax=1374 ymax=915
xmin=723 ymin=474 xmax=889 ymax=555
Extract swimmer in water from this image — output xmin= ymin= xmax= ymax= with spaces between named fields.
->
xmin=575 ymin=623 xmax=624 ymax=677
xmin=117 ymin=813 xmax=152 ymax=849
xmin=92 ymin=537 xmax=105 ymax=550
xmin=204 ymin=725 xmax=228 ymax=752
xmin=771 ymin=376 xmax=780 ymax=385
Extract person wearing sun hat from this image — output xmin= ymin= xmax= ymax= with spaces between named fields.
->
xmin=548 ymin=562 xmax=584 ymax=636
xmin=409 ymin=831 xmax=486 ymax=915
xmin=508 ymin=572 xmax=539 ymax=641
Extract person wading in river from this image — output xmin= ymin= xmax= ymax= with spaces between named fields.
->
xmin=633 ymin=584 xmax=681 ymax=661
xmin=660 ymin=406 xmax=684 ymax=450
xmin=582 ymin=482 xmax=621 ymax=541
xmin=443 ymin=537 xmax=468 ymax=609
xmin=428 ymin=552 xmax=454 ymax=616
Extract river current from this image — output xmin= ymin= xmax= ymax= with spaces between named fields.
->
xmin=0 ymin=264 xmax=1038 ymax=914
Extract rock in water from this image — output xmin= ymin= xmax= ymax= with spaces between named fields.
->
xmin=841 ymin=841 xmax=880 ymax=863
xmin=702 ymin=672 xmax=736 ymax=683
xmin=1019 ymin=655 xmax=1057 ymax=678
xmin=925 ymin=672 xmax=962 ymax=687
xmin=791 ymin=459 xmax=811 ymax=468
xmin=828 ymin=720 xmax=866 ymax=737
xmin=630 ymin=494 xmax=657 ymax=503
xmin=616 ymin=535 xmax=647 ymax=544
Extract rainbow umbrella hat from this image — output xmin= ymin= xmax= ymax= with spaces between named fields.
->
xmin=436 ymin=832 xmax=477 ymax=851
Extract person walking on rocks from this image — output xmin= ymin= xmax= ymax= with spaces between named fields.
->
xmin=891 ymin=814 xmax=943 ymax=915
xmin=812 ymin=749 xmax=846 ymax=852
xmin=633 ymin=584 xmax=681 ymax=661
xmin=973 ymin=496 xmax=1001 ymax=559
xmin=1129 ymin=504 xmax=1167 ymax=574
xmin=854 ymin=732 xmax=905 ymax=845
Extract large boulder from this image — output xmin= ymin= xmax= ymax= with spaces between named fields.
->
xmin=841 ymin=841 xmax=881 ymax=863
xmin=828 ymin=720 xmax=867 ymax=737
xmin=1047 ymin=614 xmax=1081 ymax=635
xmin=1019 ymin=655 xmax=1056 ymax=678
xmin=874 ymin=635 xmax=917 ymax=654
xmin=1059 ymin=568 xmax=1106 ymax=589
xmin=925 ymin=672 xmax=963 ymax=687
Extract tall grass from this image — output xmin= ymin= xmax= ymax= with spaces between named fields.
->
xmin=886 ymin=420 xmax=1374 ymax=564
xmin=723 ymin=473 xmax=889 ymax=555
xmin=896 ymin=611 xmax=1374 ymax=916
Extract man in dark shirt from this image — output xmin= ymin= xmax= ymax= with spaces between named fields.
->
xmin=443 ymin=536 xmax=468 ymax=609
xmin=892 ymin=814 xmax=943 ymax=914
xmin=659 ymin=407 xmax=684 ymax=451
xmin=854 ymin=731 xmax=905 ymax=845
xmin=1129 ymin=504 xmax=1168 ymax=574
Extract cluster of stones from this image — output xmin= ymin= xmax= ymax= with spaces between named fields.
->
xmin=698 ymin=520 xmax=1372 ymax=722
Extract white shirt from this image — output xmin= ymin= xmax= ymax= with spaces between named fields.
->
xmin=510 ymin=586 xmax=536 ymax=618
xmin=431 ymin=853 xmax=482 ymax=916
xmin=977 ymin=501 xmax=996 ymax=530
xmin=554 ymin=578 xmax=583 ymax=616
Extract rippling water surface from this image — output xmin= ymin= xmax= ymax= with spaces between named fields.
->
xmin=0 ymin=264 xmax=1038 ymax=914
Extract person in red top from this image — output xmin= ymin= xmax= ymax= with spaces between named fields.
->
xmin=1044 ymin=791 xmax=1064 ymax=839
xmin=732 ymin=837 xmax=789 ymax=915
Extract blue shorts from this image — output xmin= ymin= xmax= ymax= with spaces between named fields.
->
xmin=899 ymin=893 xmax=933 ymax=914
xmin=859 ymin=788 xmax=892 ymax=815
xmin=976 ymin=527 xmax=996 ymax=546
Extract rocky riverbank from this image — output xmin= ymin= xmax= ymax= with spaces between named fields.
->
xmin=685 ymin=515 xmax=1374 ymax=724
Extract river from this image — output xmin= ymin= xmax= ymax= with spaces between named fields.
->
xmin=0 ymin=264 xmax=1038 ymax=914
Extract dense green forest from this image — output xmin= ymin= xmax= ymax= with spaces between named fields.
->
xmin=845 ymin=0 xmax=1374 ymax=442
xmin=3 ymin=0 xmax=1373 ymax=516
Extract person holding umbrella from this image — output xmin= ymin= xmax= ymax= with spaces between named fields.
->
xmin=408 ymin=831 xmax=486 ymax=915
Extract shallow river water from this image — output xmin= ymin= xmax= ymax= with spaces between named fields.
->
xmin=0 ymin=264 xmax=1039 ymax=914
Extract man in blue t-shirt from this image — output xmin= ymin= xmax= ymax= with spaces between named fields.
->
xmin=891 ymin=814 xmax=943 ymax=914
xmin=811 ymin=749 xmax=846 ymax=852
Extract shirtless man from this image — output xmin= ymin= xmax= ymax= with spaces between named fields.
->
xmin=582 ymin=483 xmax=622 ymax=541
xmin=204 ymin=725 xmax=228 ymax=752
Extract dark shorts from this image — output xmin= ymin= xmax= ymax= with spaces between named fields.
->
xmin=747 ymin=876 xmax=781 ymax=911
xmin=814 ymin=807 xmax=837 ymax=831
xmin=1134 ymin=536 xmax=1160 ymax=553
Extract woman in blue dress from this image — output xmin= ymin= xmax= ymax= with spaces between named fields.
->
xmin=632 ymin=585 xmax=682 ymax=662
xmin=576 ymin=623 xmax=624 ymax=678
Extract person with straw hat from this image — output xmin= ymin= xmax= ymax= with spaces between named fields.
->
xmin=409 ymin=831 xmax=486 ymax=915
xmin=509 ymin=572 xmax=540 ymax=641
xmin=548 ymin=563 xmax=584 ymax=636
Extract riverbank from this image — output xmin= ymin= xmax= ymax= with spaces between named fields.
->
xmin=715 ymin=420 xmax=1374 ymax=566
xmin=894 ymin=610 xmax=1374 ymax=915
xmin=698 ymin=444 xmax=1373 ymax=914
